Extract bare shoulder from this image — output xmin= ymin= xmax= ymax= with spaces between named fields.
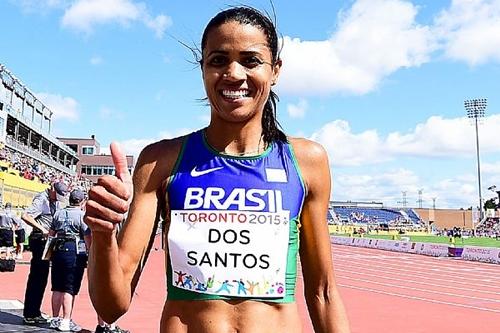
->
xmin=133 ymin=135 xmax=188 ymax=191
xmin=288 ymin=137 xmax=328 ymax=166
xmin=288 ymin=137 xmax=330 ymax=194
xmin=138 ymin=135 xmax=186 ymax=166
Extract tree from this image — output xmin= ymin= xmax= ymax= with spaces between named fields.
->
xmin=484 ymin=198 xmax=496 ymax=210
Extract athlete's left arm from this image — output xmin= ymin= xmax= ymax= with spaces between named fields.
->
xmin=290 ymin=138 xmax=351 ymax=333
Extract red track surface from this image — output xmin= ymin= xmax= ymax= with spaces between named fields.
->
xmin=333 ymin=245 xmax=500 ymax=333
xmin=1 ymin=236 xmax=500 ymax=332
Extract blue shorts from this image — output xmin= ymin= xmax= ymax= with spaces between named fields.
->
xmin=50 ymin=240 xmax=87 ymax=295
xmin=0 ymin=229 xmax=14 ymax=247
xmin=15 ymin=229 xmax=25 ymax=244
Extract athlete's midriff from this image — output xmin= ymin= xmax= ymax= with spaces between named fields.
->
xmin=160 ymin=299 xmax=303 ymax=333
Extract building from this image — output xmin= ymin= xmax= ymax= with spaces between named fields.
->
xmin=58 ymin=135 xmax=134 ymax=183
xmin=414 ymin=208 xmax=475 ymax=230
xmin=0 ymin=64 xmax=78 ymax=173
xmin=0 ymin=63 xmax=81 ymax=206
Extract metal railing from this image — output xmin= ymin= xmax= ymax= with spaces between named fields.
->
xmin=3 ymin=102 xmax=77 ymax=157
xmin=5 ymin=136 xmax=75 ymax=175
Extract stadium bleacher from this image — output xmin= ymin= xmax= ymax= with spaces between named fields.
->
xmin=331 ymin=206 xmax=424 ymax=228
xmin=475 ymin=217 xmax=500 ymax=238
xmin=0 ymin=64 xmax=92 ymax=208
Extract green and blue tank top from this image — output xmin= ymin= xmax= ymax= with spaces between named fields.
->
xmin=166 ymin=130 xmax=305 ymax=303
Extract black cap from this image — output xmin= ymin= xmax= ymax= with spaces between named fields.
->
xmin=69 ymin=189 xmax=85 ymax=204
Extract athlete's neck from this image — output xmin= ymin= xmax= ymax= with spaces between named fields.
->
xmin=204 ymin=125 xmax=267 ymax=157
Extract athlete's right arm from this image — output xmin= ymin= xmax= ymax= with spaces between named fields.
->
xmin=85 ymin=139 xmax=180 ymax=323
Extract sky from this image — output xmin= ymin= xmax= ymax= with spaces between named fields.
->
xmin=1 ymin=0 xmax=499 ymax=210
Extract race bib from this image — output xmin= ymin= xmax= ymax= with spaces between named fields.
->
xmin=168 ymin=209 xmax=290 ymax=298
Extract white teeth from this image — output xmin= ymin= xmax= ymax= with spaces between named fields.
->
xmin=221 ymin=90 xmax=249 ymax=99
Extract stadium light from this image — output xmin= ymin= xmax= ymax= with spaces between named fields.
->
xmin=464 ymin=98 xmax=487 ymax=223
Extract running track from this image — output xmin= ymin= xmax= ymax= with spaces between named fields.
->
xmin=1 ymin=236 xmax=499 ymax=332
xmin=330 ymin=244 xmax=500 ymax=333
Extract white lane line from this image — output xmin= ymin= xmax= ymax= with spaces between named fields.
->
xmin=335 ymin=267 xmax=500 ymax=297
xmin=336 ymin=275 xmax=500 ymax=304
xmin=333 ymin=245 xmax=500 ymax=274
xmin=333 ymin=255 xmax=500 ymax=288
xmin=0 ymin=299 xmax=24 ymax=310
xmin=338 ymin=284 xmax=500 ymax=314
xmin=333 ymin=256 xmax=500 ymax=290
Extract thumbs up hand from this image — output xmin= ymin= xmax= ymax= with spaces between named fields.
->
xmin=84 ymin=142 xmax=133 ymax=234
xmin=110 ymin=142 xmax=133 ymax=201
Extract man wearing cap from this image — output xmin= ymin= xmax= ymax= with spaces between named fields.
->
xmin=48 ymin=188 xmax=89 ymax=332
xmin=21 ymin=182 xmax=69 ymax=325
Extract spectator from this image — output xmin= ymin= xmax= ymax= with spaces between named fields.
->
xmin=48 ymin=189 xmax=89 ymax=332
xmin=21 ymin=181 xmax=68 ymax=325
xmin=4 ymin=202 xmax=26 ymax=260
xmin=0 ymin=204 xmax=15 ymax=258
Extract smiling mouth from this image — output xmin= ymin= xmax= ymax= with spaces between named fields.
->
xmin=220 ymin=89 xmax=251 ymax=100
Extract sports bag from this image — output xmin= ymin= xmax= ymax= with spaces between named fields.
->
xmin=0 ymin=258 xmax=15 ymax=272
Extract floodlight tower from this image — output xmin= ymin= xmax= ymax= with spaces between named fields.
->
xmin=417 ymin=189 xmax=423 ymax=209
xmin=464 ymin=98 xmax=487 ymax=221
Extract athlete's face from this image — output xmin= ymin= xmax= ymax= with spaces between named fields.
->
xmin=202 ymin=21 xmax=281 ymax=123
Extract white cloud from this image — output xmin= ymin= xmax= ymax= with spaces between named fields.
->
xmin=144 ymin=14 xmax=171 ymax=39
xmin=430 ymin=177 xmax=478 ymax=208
xmin=335 ymin=168 xmax=419 ymax=203
xmin=279 ymin=0 xmax=435 ymax=95
xmin=61 ymin=0 xmax=171 ymax=38
xmin=314 ymin=114 xmax=500 ymax=208
xmin=434 ymin=0 xmax=500 ymax=65
xmin=311 ymin=120 xmax=387 ymax=166
xmin=90 ymin=55 xmax=103 ymax=65
xmin=286 ymin=99 xmax=308 ymax=118
xmin=483 ymin=162 xmax=500 ymax=197
xmin=333 ymin=168 xmax=483 ymax=208
xmin=483 ymin=161 xmax=500 ymax=175
xmin=311 ymin=114 xmax=500 ymax=167
xmin=36 ymin=92 xmax=79 ymax=121
xmin=102 ymin=128 xmax=193 ymax=160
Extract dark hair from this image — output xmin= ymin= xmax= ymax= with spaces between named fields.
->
xmin=200 ymin=6 xmax=287 ymax=143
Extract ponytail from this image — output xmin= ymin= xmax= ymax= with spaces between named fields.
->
xmin=262 ymin=90 xmax=287 ymax=144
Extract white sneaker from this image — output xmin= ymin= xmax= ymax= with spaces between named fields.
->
xmin=49 ymin=317 xmax=61 ymax=329
xmin=69 ymin=320 xmax=82 ymax=332
xmin=57 ymin=319 xmax=81 ymax=332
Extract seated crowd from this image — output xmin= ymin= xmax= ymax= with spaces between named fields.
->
xmin=0 ymin=145 xmax=92 ymax=194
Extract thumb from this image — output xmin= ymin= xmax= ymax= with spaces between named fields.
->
xmin=110 ymin=142 xmax=133 ymax=193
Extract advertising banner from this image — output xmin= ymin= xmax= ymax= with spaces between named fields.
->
xmin=417 ymin=243 xmax=449 ymax=257
xmin=462 ymin=246 xmax=500 ymax=264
